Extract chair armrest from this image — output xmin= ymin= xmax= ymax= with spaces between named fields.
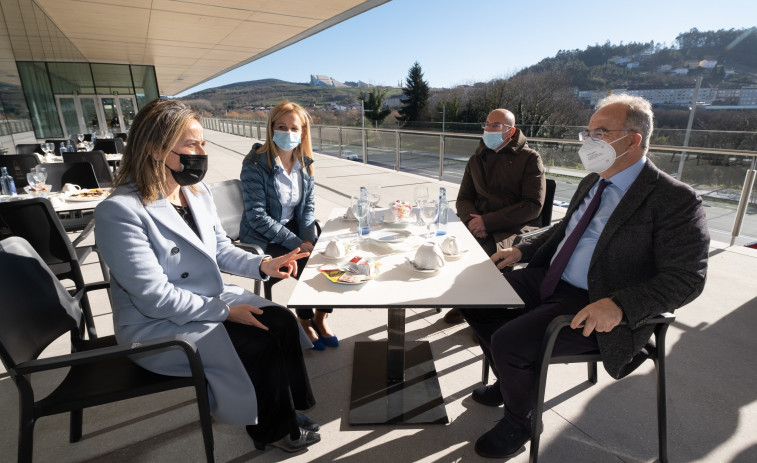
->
xmin=71 ymin=218 xmax=96 ymax=247
xmin=14 ymin=335 xmax=202 ymax=376
xmin=233 ymin=242 xmax=264 ymax=255
xmin=512 ymin=224 xmax=553 ymax=247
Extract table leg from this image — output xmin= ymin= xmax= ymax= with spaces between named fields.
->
xmin=386 ymin=308 xmax=406 ymax=382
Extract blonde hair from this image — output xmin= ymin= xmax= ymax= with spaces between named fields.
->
xmin=257 ymin=101 xmax=313 ymax=175
xmin=114 ymin=99 xmax=201 ymax=203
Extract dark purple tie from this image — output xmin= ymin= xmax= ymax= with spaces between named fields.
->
xmin=540 ymin=179 xmax=611 ymax=300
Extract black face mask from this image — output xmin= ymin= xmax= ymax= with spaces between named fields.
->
xmin=169 ymin=150 xmax=208 ymax=186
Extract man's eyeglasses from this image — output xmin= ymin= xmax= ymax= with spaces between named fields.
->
xmin=481 ymin=122 xmax=512 ymax=131
xmin=578 ymin=128 xmax=634 ymax=141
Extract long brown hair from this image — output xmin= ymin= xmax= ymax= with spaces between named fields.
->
xmin=114 ymin=99 xmax=201 ymax=203
xmin=257 ymin=101 xmax=313 ymax=175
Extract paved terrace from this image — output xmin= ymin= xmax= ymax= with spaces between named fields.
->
xmin=2 ymin=130 xmax=756 ymax=463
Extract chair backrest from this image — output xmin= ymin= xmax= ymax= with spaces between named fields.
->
xmin=0 ymin=197 xmax=78 ymax=268
xmin=44 ymin=161 xmax=99 ymax=191
xmin=62 ymin=150 xmax=113 ymax=187
xmin=541 ymin=179 xmax=557 ymax=227
xmin=0 ymin=153 xmax=40 ymax=188
xmin=93 ymin=138 xmax=124 ymax=154
xmin=14 ymin=143 xmax=43 ymax=155
xmin=0 ymin=237 xmax=80 ymax=369
xmin=112 ymin=132 xmax=128 ymax=142
xmin=208 ymin=179 xmax=244 ymax=241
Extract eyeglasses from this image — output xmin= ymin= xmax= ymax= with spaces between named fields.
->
xmin=480 ymin=122 xmax=512 ymax=131
xmin=578 ymin=128 xmax=634 ymax=141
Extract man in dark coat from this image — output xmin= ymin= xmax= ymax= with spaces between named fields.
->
xmin=461 ymin=94 xmax=709 ymax=458
xmin=445 ymin=108 xmax=546 ymax=324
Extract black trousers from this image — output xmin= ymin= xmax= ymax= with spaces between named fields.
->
xmin=265 ymin=219 xmax=331 ymax=320
xmin=223 ymin=304 xmax=315 ymax=443
xmin=460 ymin=266 xmax=599 ymax=430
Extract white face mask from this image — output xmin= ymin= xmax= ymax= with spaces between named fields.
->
xmin=482 ymin=131 xmax=503 ymax=150
xmin=578 ymin=134 xmax=630 ymax=173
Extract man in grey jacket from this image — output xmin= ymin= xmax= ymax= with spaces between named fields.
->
xmin=461 ymin=94 xmax=709 ymax=459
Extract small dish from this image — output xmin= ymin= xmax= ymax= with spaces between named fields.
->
xmin=405 ymin=258 xmax=441 ymax=274
xmin=370 ymin=230 xmax=413 ymax=244
xmin=443 ymin=249 xmax=469 ymax=259
xmin=382 ymin=215 xmax=414 ymax=227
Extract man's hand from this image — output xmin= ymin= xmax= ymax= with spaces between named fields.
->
xmin=227 ymin=304 xmax=268 ymax=330
xmin=260 ymin=247 xmax=309 ymax=279
xmin=491 ymin=247 xmax=522 ymax=269
xmin=468 ymin=213 xmax=487 ymax=238
xmin=299 ymin=240 xmax=314 ymax=254
xmin=570 ymin=298 xmax=623 ymax=337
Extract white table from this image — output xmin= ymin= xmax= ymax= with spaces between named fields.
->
xmin=288 ymin=208 xmax=523 ymax=425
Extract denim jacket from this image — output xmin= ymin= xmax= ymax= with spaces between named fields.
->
xmin=239 ymin=143 xmax=316 ymax=250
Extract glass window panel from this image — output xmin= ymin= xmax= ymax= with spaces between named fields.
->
xmin=57 ymin=97 xmax=79 ymax=137
xmin=118 ymin=96 xmax=135 ymax=131
xmin=91 ymin=63 xmax=133 ymax=95
xmin=130 ymin=65 xmax=159 ymax=109
xmin=79 ymin=97 xmax=99 ymax=133
xmin=100 ymin=97 xmax=120 ymax=133
xmin=47 ymin=62 xmax=95 ymax=94
xmin=16 ymin=61 xmax=63 ymax=138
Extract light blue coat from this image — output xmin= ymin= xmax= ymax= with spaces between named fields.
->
xmin=94 ymin=182 xmax=310 ymax=425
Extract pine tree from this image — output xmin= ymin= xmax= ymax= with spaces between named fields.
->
xmin=398 ymin=61 xmax=430 ymax=122
xmin=359 ymin=88 xmax=392 ymax=127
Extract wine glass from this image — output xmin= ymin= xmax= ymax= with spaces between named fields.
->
xmin=418 ymin=200 xmax=439 ymax=239
xmin=32 ymin=166 xmax=47 ymax=186
xmin=366 ymin=185 xmax=381 ymax=224
xmin=350 ymin=195 xmax=370 ymax=241
xmin=413 ymin=186 xmax=428 ymax=225
xmin=77 ymin=133 xmax=85 ymax=144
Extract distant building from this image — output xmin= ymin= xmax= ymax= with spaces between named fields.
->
xmin=739 ymin=87 xmax=757 ymax=106
xmin=699 ymin=60 xmax=718 ymax=69
xmin=310 ymin=74 xmax=349 ymax=88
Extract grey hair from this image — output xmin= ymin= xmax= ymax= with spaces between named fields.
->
xmin=596 ymin=94 xmax=654 ymax=153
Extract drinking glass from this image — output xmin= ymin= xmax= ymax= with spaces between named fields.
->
xmin=32 ymin=166 xmax=47 ymax=185
xmin=413 ymin=186 xmax=428 ymax=225
xmin=77 ymin=133 xmax=85 ymax=144
xmin=350 ymin=195 xmax=370 ymax=241
xmin=418 ymin=200 xmax=439 ymax=239
xmin=366 ymin=185 xmax=381 ymax=224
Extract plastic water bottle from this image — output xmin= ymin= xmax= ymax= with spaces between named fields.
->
xmin=436 ymin=187 xmax=448 ymax=235
xmin=1 ymin=167 xmax=17 ymax=196
xmin=59 ymin=141 xmax=67 ymax=153
xmin=66 ymin=140 xmax=74 ymax=152
xmin=359 ymin=186 xmax=371 ymax=236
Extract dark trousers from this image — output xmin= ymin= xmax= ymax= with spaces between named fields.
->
xmin=460 ymin=266 xmax=599 ymax=430
xmin=224 ymin=305 xmax=315 ymax=443
xmin=265 ymin=219 xmax=331 ymax=320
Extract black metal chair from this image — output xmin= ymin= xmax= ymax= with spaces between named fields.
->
xmin=62 ymin=150 xmax=113 ymax=187
xmin=44 ymin=161 xmax=99 ymax=192
xmin=14 ymin=143 xmax=43 ymax=155
xmin=93 ymin=138 xmax=125 ymax=154
xmin=0 ymin=153 xmax=40 ymax=188
xmin=0 ymin=197 xmax=108 ymax=335
xmin=527 ymin=313 xmax=675 ymax=463
xmin=0 ymin=237 xmax=214 ymax=463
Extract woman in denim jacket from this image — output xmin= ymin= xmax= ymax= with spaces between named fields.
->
xmin=240 ymin=101 xmax=337 ymax=350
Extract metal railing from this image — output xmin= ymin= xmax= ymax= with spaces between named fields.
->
xmin=202 ymin=117 xmax=757 ymax=244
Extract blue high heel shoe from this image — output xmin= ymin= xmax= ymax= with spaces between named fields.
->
xmin=311 ymin=319 xmax=339 ymax=348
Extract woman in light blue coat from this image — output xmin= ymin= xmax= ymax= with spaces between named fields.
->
xmin=94 ymin=99 xmax=321 ymax=453
xmin=240 ymin=101 xmax=337 ymax=350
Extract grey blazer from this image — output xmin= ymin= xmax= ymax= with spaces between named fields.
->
xmin=94 ymin=182 xmax=310 ymax=425
xmin=517 ymin=159 xmax=709 ymax=378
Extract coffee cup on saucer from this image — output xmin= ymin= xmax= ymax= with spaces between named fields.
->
xmin=61 ymin=183 xmax=82 ymax=194
xmin=414 ymin=242 xmax=445 ymax=270
xmin=440 ymin=235 xmax=460 ymax=255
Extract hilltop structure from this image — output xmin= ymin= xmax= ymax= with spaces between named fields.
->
xmin=310 ymin=75 xmax=349 ymax=88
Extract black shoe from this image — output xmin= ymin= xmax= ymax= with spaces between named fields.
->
xmin=472 ymin=382 xmax=504 ymax=407
xmin=474 ymin=416 xmax=531 ymax=459
xmin=443 ymin=308 xmax=465 ymax=324
xmin=253 ymin=428 xmax=321 ymax=453
xmin=296 ymin=412 xmax=320 ymax=432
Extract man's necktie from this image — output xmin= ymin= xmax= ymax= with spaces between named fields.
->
xmin=540 ymin=179 xmax=611 ymax=300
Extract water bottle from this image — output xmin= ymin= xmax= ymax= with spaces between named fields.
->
xmin=59 ymin=141 xmax=67 ymax=153
xmin=436 ymin=187 xmax=448 ymax=235
xmin=1 ymin=167 xmax=17 ymax=196
xmin=359 ymin=186 xmax=370 ymax=236
xmin=66 ymin=140 xmax=74 ymax=152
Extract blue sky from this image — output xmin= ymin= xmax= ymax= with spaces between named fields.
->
xmin=177 ymin=0 xmax=756 ymax=97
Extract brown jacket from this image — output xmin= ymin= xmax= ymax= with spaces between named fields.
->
xmin=456 ymin=129 xmax=545 ymax=250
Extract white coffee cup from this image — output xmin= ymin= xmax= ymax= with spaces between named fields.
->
xmin=324 ymin=240 xmax=346 ymax=258
xmin=414 ymin=242 xmax=446 ymax=270
xmin=61 ymin=183 xmax=81 ymax=194
xmin=440 ymin=235 xmax=460 ymax=255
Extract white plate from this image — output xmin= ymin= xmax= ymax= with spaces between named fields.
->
xmin=382 ymin=216 xmax=415 ymax=227
xmin=370 ymin=230 xmax=413 ymax=243
xmin=318 ymin=251 xmax=348 ymax=261
xmin=65 ymin=189 xmax=108 ymax=202
xmin=443 ymin=249 xmax=469 ymax=259
xmin=405 ymin=259 xmax=442 ymax=274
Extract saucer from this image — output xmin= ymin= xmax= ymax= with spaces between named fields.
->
xmin=370 ymin=230 xmax=413 ymax=244
xmin=405 ymin=258 xmax=442 ymax=274
xmin=442 ymin=249 xmax=469 ymax=259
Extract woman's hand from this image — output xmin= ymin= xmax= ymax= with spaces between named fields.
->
xmin=227 ymin=304 xmax=268 ymax=330
xmin=261 ymin=247 xmax=310 ymax=279
xmin=300 ymin=240 xmax=314 ymax=254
